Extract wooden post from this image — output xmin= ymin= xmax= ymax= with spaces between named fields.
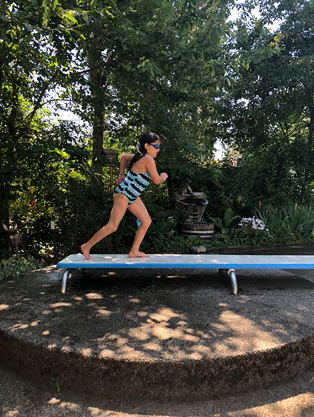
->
xmin=102 ymin=149 xmax=119 ymax=190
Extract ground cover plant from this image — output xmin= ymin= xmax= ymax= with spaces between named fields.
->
xmin=0 ymin=256 xmax=43 ymax=281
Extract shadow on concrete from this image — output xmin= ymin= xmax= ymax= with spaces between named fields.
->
xmin=1 ymin=265 xmax=314 ymax=401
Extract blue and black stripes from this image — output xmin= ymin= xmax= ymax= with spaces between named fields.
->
xmin=114 ymin=170 xmax=151 ymax=204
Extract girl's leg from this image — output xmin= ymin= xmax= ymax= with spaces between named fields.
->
xmin=127 ymin=198 xmax=151 ymax=258
xmin=81 ymin=193 xmax=129 ymax=259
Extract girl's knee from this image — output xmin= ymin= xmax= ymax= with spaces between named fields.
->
xmin=106 ymin=222 xmax=118 ymax=234
xmin=141 ymin=217 xmax=152 ymax=229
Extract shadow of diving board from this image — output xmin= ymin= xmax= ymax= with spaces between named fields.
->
xmin=57 ymin=253 xmax=314 ymax=295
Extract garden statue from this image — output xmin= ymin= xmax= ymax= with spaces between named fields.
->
xmin=2 ymin=223 xmax=27 ymax=257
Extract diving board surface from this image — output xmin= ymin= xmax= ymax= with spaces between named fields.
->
xmin=57 ymin=253 xmax=314 ymax=269
xmin=57 ymin=253 xmax=314 ymax=295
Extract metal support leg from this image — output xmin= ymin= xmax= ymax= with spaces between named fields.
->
xmin=228 ymin=269 xmax=238 ymax=295
xmin=61 ymin=269 xmax=71 ymax=294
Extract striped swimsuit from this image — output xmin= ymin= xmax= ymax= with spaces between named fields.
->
xmin=114 ymin=169 xmax=151 ymax=204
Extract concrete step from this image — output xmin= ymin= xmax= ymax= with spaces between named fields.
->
xmin=1 ymin=266 xmax=314 ymax=400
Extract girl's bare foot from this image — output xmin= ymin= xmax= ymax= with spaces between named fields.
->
xmin=81 ymin=244 xmax=92 ymax=260
xmin=129 ymin=251 xmax=150 ymax=258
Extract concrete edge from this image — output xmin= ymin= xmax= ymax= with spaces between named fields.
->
xmin=1 ymin=329 xmax=314 ymax=400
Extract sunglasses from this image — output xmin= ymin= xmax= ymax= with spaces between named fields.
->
xmin=149 ymin=143 xmax=160 ymax=149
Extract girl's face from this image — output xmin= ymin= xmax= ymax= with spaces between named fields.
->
xmin=145 ymin=140 xmax=160 ymax=158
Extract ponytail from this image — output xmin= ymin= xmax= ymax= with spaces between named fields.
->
xmin=128 ymin=132 xmax=160 ymax=170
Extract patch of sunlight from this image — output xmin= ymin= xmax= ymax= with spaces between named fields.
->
xmin=191 ymin=344 xmax=212 ymax=354
xmin=153 ymin=326 xmax=186 ymax=340
xmin=234 ymin=393 xmax=314 ymax=417
xmin=80 ymin=348 xmax=93 ymax=357
xmin=30 ymin=321 xmax=39 ymax=326
xmin=137 ymin=311 xmax=148 ymax=317
xmin=48 ymin=397 xmax=60 ymax=404
xmin=128 ymin=324 xmax=152 ymax=341
xmin=119 ymin=345 xmax=152 ymax=359
xmin=50 ymin=302 xmax=72 ymax=308
xmin=61 ymin=346 xmax=73 ymax=352
xmin=142 ymin=342 xmax=162 ymax=351
xmin=41 ymin=309 xmax=52 ymax=315
xmin=150 ymin=307 xmax=183 ymax=322
xmin=213 ymin=310 xmax=282 ymax=354
xmin=98 ymin=349 xmax=114 ymax=358
xmin=129 ymin=298 xmax=140 ymax=303
xmin=87 ymin=408 xmax=115 ymax=416
xmin=5 ymin=410 xmax=18 ymax=416
xmin=12 ymin=323 xmax=29 ymax=330
xmin=85 ymin=293 xmax=103 ymax=300
xmin=96 ymin=308 xmax=111 ymax=317
xmin=58 ymin=401 xmax=81 ymax=411
xmin=0 ymin=304 xmax=9 ymax=310
xmin=183 ymin=333 xmax=198 ymax=342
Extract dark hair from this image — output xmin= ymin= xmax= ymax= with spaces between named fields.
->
xmin=129 ymin=132 xmax=160 ymax=170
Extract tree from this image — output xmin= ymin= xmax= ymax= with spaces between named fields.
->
xmin=214 ymin=0 xmax=314 ymax=204
xmin=42 ymin=0 xmax=234 ymax=187
xmin=0 ymin=0 xmax=77 ymax=225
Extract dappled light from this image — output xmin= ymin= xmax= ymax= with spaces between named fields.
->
xmin=1 ymin=267 xmax=314 ymax=365
xmin=1 ymin=264 xmax=314 ymax=408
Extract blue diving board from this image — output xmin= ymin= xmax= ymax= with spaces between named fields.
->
xmin=57 ymin=253 xmax=314 ymax=295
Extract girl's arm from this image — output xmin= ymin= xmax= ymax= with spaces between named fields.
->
xmin=116 ymin=154 xmax=134 ymax=185
xmin=144 ymin=156 xmax=168 ymax=185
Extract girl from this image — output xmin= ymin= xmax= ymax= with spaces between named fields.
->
xmin=81 ymin=132 xmax=168 ymax=259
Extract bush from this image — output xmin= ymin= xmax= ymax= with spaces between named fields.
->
xmin=254 ymin=204 xmax=314 ymax=242
xmin=0 ymin=256 xmax=43 ymax=280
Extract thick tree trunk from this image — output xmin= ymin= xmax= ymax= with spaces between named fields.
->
xmin=90 ymin=62 xmax=105 ymax=186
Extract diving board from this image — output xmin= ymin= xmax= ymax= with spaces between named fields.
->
xmin=57 ymin=253 xmax=314 ymax=295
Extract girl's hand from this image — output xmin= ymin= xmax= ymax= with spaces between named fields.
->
xmin=160 ymin=173 xmax=168 ymax=183
xmin=116 ymin=175 xmax=125 ymax=186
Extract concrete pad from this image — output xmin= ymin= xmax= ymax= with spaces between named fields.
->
xmin=1 ymin=265 xmax=314 ymax=400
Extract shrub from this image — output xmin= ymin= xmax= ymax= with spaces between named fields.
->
xmin=0 ymin=256 xmax=43 ymax=280
xmin=254 ymin=204 xmax=314 ymax=241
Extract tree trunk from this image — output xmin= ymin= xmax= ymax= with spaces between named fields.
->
xmin=308 ymin=102 xmax=314 ymax=146
xmin=0 ymin=184 xmax=10 ymax=250
xmin=90 ymin=62 xmax=105 ymax=186
xmin=301 ymin=89 xmax=314 ymax=202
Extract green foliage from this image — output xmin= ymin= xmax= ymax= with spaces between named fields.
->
xmin=208 ymin=207 xmax=241 ymax=234
xmin=0 ymin=256 xmax=42 ymax=281
xmin=215 ymin=0 xmax=314 ymax=204
xmin=51 ymin=182 xmax=114 ymax=256
xmin=254 ymin=204 xmax=314 ymax=242
xmin=3 ymin=0 xmax=314 ymax=260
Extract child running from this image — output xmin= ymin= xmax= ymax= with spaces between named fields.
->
xmin=81 ymin=132 xmax=168 ymax=259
